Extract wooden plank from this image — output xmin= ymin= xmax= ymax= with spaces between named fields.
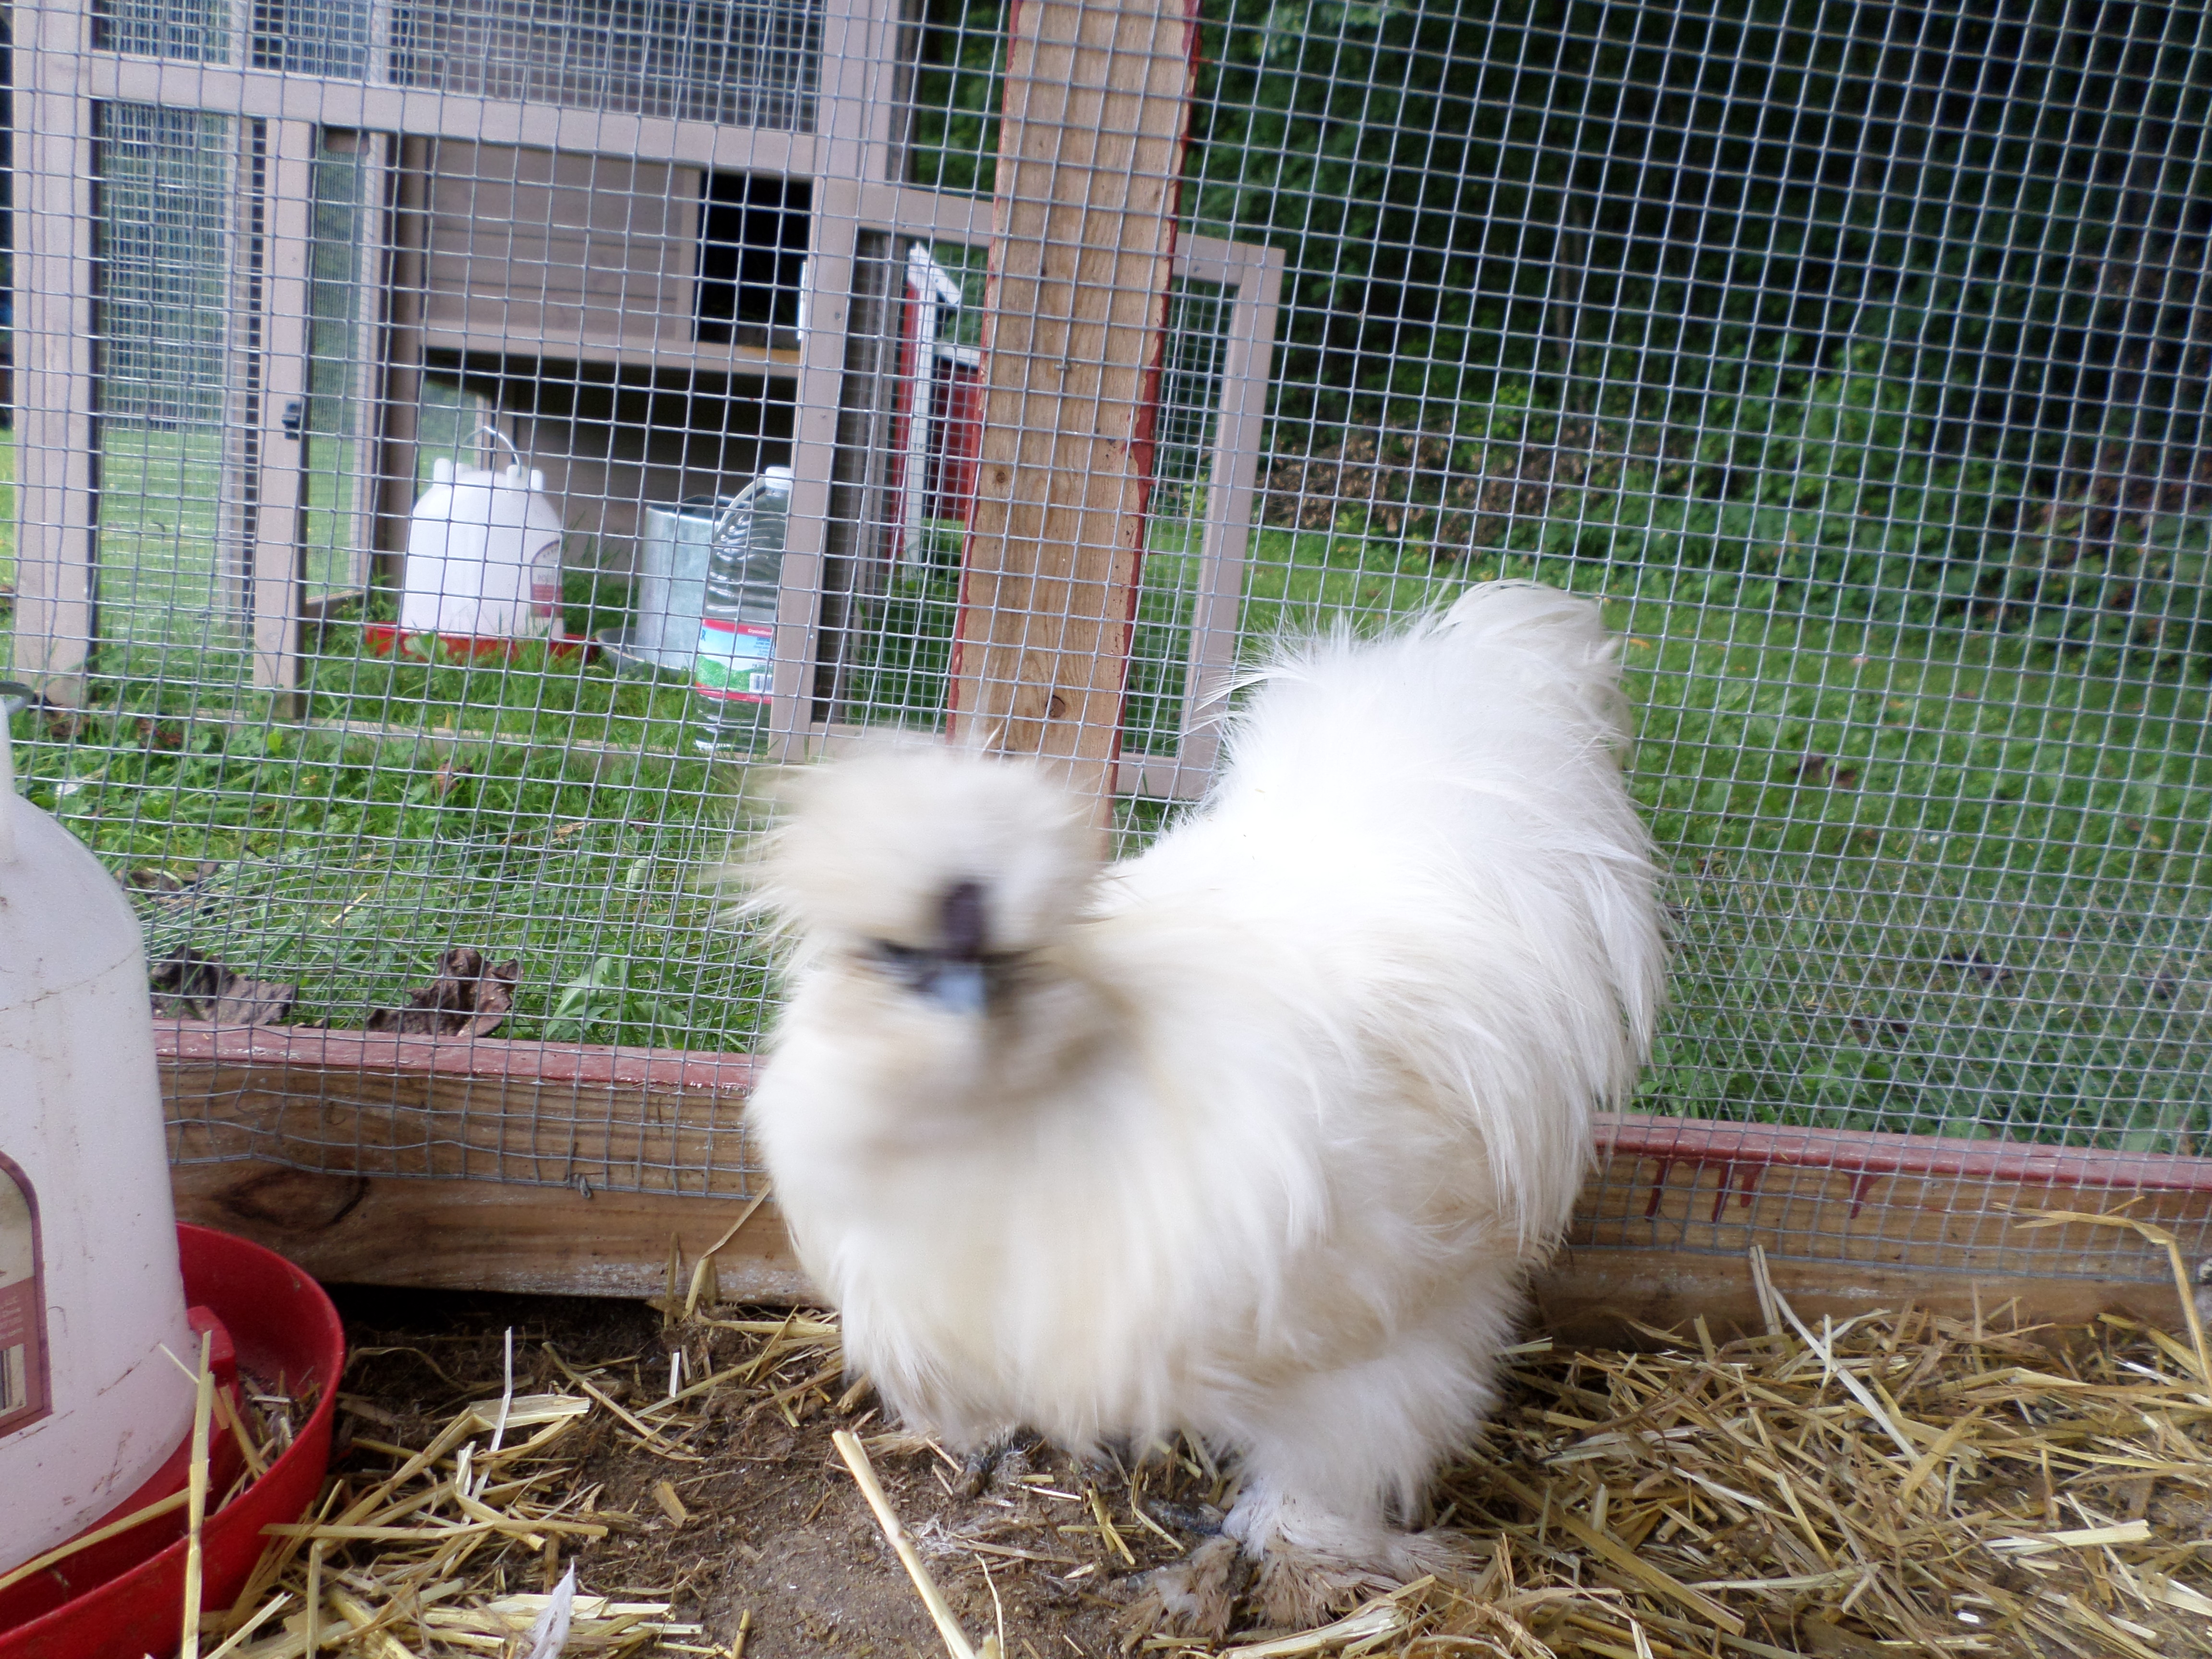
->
xmin=15 ymin=24 xmax=101 ymax=700
xmin=1549 ymin=1117 xmax=2212 ymax=1343
xmin=947 ymin=0 xmax=1202 ymax=809
xmin=1580 ymin=1117 xmax=2212 ymax=1280
xmin=159 ymin=1023 xmax=757 ymax=1197
xmin=159 ymin=1025 xmax=2212 ymax=1333
xmin=420 ymin=144 xmax=698 ymax=353
xmin=163 ymin=1170 xmax=2190 ymax=1342
xmin=315 ymin=128 xmax=393 ymax=604
xmin=1527 ymin=1248 xmax=2187 ymax=1350
xmin=252 ymin=120 xmax=319 ymax=696
xmin=171 ymin=1163 xmax=806 ymax=1302
xmin=373 ymin=136 xmax=432 ymax=586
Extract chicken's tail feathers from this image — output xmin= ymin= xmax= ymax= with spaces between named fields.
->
xmin=1437 ymin=579 xmax=1634 ymax=756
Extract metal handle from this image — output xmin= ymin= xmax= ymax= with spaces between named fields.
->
xmin=281 ymin=401 xmax=304 ymax=441
xmin=476 ymin=424 xmax=524 ymax=469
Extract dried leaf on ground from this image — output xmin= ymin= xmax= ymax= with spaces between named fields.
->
xmin=1941 ymin=946 xmax=2014 ymax=984
xmin=129 ymin=862 xmax=229 ymax=925
xmin=150 ymin=948 xmax=298 ymax=1025
xmin=365 ymin=947 xmax=519 ymax=1036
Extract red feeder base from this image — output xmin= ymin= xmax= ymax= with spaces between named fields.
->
xmin=363 ymin=622 xmax=595 ymax=663
xmin=0 ymin=1226 xmax=346 ymax=1659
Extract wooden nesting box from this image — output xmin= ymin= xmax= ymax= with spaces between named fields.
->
xmin=382 ymin=140 xmax=809 ymax=586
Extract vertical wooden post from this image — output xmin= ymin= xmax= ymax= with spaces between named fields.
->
xmin=374 ymin=139 xmax=432 ymax=590
xmin=251 ymin=121 xmax=318 ymax=697
xmin=947 ymin=0 xmax=1202 ymax=812
xmin=15 ymin=2 xmax=100 ymax=702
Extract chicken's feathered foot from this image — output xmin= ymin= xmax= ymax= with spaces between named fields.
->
xmin=1118 ymin=1536 xmax=1248 ymax=1643
xmin=1120 ymin=1518 xmax=1476 ymax=1639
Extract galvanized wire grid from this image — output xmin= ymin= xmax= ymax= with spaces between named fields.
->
xmin=7 ymin=0 xmax=2210 ymax=1268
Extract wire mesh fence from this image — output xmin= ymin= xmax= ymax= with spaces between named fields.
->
xmin=7 ymin=0 xmax=2210 ymax=1272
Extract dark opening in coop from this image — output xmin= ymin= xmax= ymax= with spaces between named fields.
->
xmin=695 ymin=173 xmax=812 ymax=351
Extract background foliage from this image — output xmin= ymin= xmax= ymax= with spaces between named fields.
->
xmin=913 ymin=0 xmax=2212 ymax=643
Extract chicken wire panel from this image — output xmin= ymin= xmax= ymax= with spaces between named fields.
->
xmin=9 ymin=0 xmax=2212 ymax=1275
xmin=903 ymin=0 xmax=2212 ymax=1282
xmin=387 ymin=0 xmax=825 ymax=128
xmin=813 ymin=225 xmax=1262 ymax=785
xmin=94 ymin=0 xmax=826 ymax=126
xmin=89 ymin=104 xmax=242 ymax=659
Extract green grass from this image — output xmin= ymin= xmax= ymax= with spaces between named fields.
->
xmin=21 ymin=625 xmax=772 ymax=1047
xmin=1619 ymin=584 xmax=2212 ymax=1149
xmin=9 ymin=422 xmax=2210 ymax=1151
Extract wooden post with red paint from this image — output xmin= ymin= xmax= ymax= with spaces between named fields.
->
xmin=946 ymin=0 xmax=1203 ymax=817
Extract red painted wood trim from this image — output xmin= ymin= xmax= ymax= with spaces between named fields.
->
xmin=152 ymin=1021 xmax=757 ymax=1096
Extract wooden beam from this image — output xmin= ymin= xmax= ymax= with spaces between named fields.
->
xmin=160 ymin=1024 xmax=2212 ymax=1336
xmin=158 ymin=1022 xmax=756 ymax=1196
xmin=15 ymin=15 xmax=101 ymax=700
xmin=166 ymin=1164 xmax=2191 ymax=1340
xmin=1527 ymin=1248 xmax=2186 ymax=1350
xmin=251 ymin=120 xmax=319 ymax=696
xmin=171 ymin=1163 xmax=806 ymax=1302
xmin=947 ymin=0 xmax=1202 ymax=811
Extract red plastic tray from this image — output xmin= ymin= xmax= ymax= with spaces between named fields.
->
xmin=0 ymin=1226 xmax=346 ymax=1659
xmin=363 ymin=622 xmax=594 ymax=663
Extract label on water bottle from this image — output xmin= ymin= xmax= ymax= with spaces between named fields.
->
xmin=531 ymin=543 xmax=563 ymax=621
xmin=694 ymin=618 xmax=775 ymax=703
xmin=0 ymin=1154 xmax=50 ymax=1438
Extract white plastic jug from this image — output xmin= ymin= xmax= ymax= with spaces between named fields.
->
xmin=0 ymin=711 xmax=197 ymax=1572
xmin=400 ymin=429 xmax=565 ymax=637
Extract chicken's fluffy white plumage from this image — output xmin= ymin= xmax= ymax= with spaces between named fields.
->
xmin=744 ymin=581 xmax=1665 ymax=1628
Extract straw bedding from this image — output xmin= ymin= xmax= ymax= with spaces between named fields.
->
xmin=192 ymin=1259 xmax=2212 ymax=1659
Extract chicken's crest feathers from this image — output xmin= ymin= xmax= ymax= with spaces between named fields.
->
xmin=757 ymin=736 xmax=1102 ymax=958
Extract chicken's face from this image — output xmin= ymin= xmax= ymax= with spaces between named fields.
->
xmin=752 ymin=742 xmax=1117 ymax=1164
xmin=864 ymin=878 xmax=1004 ymax=1015
xmin=765 ymin=743 xmax=1102 ymax=1018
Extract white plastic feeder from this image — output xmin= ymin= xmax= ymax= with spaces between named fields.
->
xmin=0 ymin=708 xmax=197 ymax=1572
xmin=400 ymin=428 xmax=565 ymax=638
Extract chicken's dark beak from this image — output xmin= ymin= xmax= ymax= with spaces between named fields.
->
xmin=866 ymin=880 xmax=997 ymax=1013
xmin=939 ymin=880 xmax=987 ymax=957
xmin=928 ymin=882 xmax=990 ymax=1014
xmin=927 ymin=958 xmax=988 ymax=1016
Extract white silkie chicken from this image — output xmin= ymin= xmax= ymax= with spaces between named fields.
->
xmin=743 ymin=581 xmax=1666 ymax=1632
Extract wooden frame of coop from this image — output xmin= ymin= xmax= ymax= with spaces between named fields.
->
xmin=13 ymin=0 xmax=1282 ymax=795
xmin=13 ymin=0 xmax=2212 ymax=1337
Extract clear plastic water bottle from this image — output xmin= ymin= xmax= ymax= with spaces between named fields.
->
xmin=691 ymin=466 xmax=793 ymax=755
